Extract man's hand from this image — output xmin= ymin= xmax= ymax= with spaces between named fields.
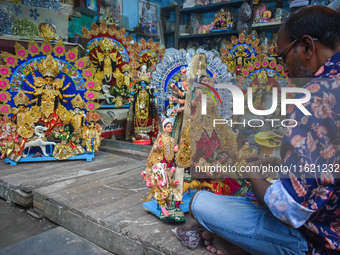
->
xmin=243 ymin=155 xmax=282 ymax=181
xmin=242 ymin=154 xmax=282 ymax=206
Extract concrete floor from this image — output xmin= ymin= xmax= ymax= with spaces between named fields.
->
xmin=0 ymin=198 xmax=115 ymax=255
xmin=0 ymin=198 xmax=57 ymax=249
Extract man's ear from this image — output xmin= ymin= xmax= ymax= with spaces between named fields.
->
xmin=300 ymin=35 xmax=315 ymax=59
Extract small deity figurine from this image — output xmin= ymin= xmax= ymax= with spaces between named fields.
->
xmin=141 ymin=163 xmax=179 ymax=218
xmin=146 ymin=50 xmax=159 ymax=73
xmin=226 ymin=44 xmax=256 ymax=75
xmin=70 ymin=94 xmax=86 ymax=140
xmin=213 ymin=11 xmax=227 ymax=30
xmin=209 ymin=151 xmax=241 ymax=196
xmin=92 ymin=37 xmax=122 ymax=83
xmin=253 ymin=4 xmax=266 ymax=24
xmin=12 ymin=90 xmax=30 ymax=127
xmin=263 ymin=10 xmax=272 ymax=22
xmin=235 ymin=141 xmax=257 ymax=170
xmin=143 ymin=118 xmax=184 ymax=222
xmin=82 ymin=112 xmax=103 ymax=153
xmin=39 ymin=22 xmax=59 ymax=40
xmin=226 ymin=11 xmax=233 ymax=29
xmin=52 ymin=124 xmax=85 ymax=160
xmin=251 ymin=69 xmax=273 ymax=110
xmin=0 ymin=122 xmax=19 ymax=159
xmin=117 ymin=64 xmax=132 ymax=88
xmin=126 ymin=75 xmax=158 ymax=144
xmin=8 ymin=90 xmax=32 ymax=161
xmin=169 ymin=66 xmax=187 ymax=114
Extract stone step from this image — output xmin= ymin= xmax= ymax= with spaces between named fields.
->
xmin=0 ymin=227 xmax=115 ymax=255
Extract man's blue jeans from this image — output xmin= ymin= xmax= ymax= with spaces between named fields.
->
xmin=191 ymin=191 xmax=309 ymax=255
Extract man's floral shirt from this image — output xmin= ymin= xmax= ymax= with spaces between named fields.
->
xmin=265 ymin=52 xmax=340 ymax=255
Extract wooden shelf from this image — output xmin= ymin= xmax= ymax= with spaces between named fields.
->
xmin=161 ymin=4 xmax=179 ymax=13
xmin=179 ymin=30 xmax=238 ymax=39
xmin=74 ymin=6 xmax=102 ymax=16
xmin=180 ymin=0 xmax=244 ymax=13
xmin=125 ymin=29 xmax=159 ymax=39
xmin=0 ymin=34 xmax=84 ymax=55
xmin=252 ymin=21 xmax=283 ymax=29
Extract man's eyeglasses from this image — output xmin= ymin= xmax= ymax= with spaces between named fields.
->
xmin=277 ymin=37 xmax=318 ymax=67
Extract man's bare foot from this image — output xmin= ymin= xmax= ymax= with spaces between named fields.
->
xmin=205 ymin=235 xmax=249 ymax=255
xmin=202 ymin=230 xmax=215 ymax=246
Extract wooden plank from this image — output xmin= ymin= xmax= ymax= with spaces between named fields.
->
xmin=5 ymin=152 xmax=95 ymax=166
xmin=0 ymin=151 xmax=145 ymax=206
xmin=0 ymin=152 xmax=139 ymax=192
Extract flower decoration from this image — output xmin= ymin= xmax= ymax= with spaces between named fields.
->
xmin=30 ymin=46 xmax=37 ymax=53
xmin=13 ymin=4 xmax=22 ymax=16
xmin=269 ymin=60 xmax=276 ymax=69
xmin=85 ymin=102 xmax=100 ymax=111
xmin=85 ymin=91 xmax=100 ymax=101
xmin=65 ymin=48 xmax=78 ymax=63
xmin=41 ymin=42 xmax=52 ymax=55
xmin=75 ymin=56 xmax=89 ymax=70
xmin=15 ymin=42 xmax=28 ymax=61
xmin=0 ymin=79 xmax=10 ymax=90
xmin=86 ymin=79 xmax=101 ymax=91
xmin=56 ymin=47 xmax=63 ymax=53
xmin=2 ymin=52 xmax=18 ymax=68
xmin=0 ymin=91 xmax=11 ymax=103
xmin=87 ymin=81 xmax=94 ymax=88
xmin=28 ymin=38 xmax=40 ymax=56
xmin=53 ymin=39 xmax=65 ymax=58
xmin=0 ymin=67 xmax=12 ymax=78
xmin=87 ymin=91 xmax=95 ymax=99
xmin=83 ymin=68 xmax=95 ymax=79
xmin=0 ymin=104 xmax=12 ymax=115
xmin=30 ymin=8 xmax=40 ymax=20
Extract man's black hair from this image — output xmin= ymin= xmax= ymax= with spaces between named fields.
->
xmin=283 ymin=5 xmax=340 ymax=50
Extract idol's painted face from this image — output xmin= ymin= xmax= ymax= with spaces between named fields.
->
xmin=44 ymin=76 xmax=54 ymax=86
xmin=244 ymin=142 xmax=249 ymax=149
xmin=18 ymin=105 xmax=26 ymax=112
xmin=140 ymin=80 xmax=147 ymax=88
xmin=163 ymin=123 xmax=173 ymax=133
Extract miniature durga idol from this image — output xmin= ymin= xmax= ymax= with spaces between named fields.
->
xmin=141 ymin=118 xmax=185 ymax=222
xmin=23 ymin=55 xmax=76 ymax=137
xmin=82 ymin=111 xmax=103 ymax=153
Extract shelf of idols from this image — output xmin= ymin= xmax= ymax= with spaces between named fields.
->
xmin=179 ymin=29 xmax=238 ymax=39
xmin=180 ymin=0 xmax=245 ymax=13
xmin=125 ymin=29 xmax=159 ymax=40
xmin=0 ymin=34 xmax=84 ymax=56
